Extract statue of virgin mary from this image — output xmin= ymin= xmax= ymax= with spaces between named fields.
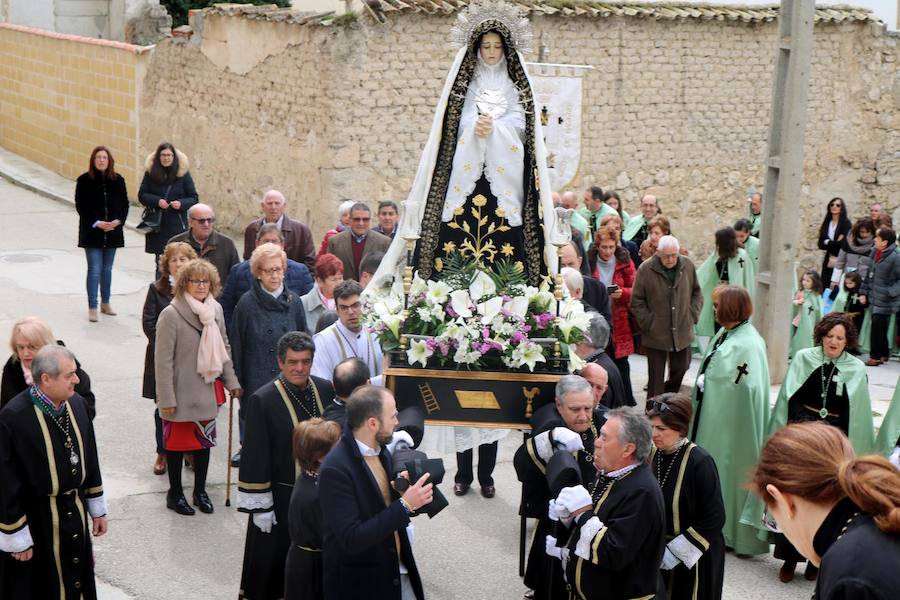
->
xmin=371 ymin=0 xmax=557 ymax=289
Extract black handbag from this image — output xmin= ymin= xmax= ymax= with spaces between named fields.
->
xmin=136 ymin=184 xmax=172 ymax=233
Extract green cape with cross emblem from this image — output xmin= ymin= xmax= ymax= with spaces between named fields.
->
xmin=695 ymin=248 xmax=756 ymax=337
xmin=690 ymin=320 xmax=770 ymax=554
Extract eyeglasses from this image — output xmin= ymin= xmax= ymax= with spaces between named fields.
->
xmin=191 ymin=217 xmax=215 ymax=225
xmin=761 ymin=509 xmax=782 ymax=533
xmin=260 ymin=267 xmax=284 ymax=276
xmin=645 ymin=399 xmax=672 ymax=414
xmin=188 ymin=279 xmax=210 ymax=287
xmin=337 ymin=302 xmax=362 ymax=312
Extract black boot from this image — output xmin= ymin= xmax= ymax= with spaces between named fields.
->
xmin=167 ymin=492 xmax=195 ymax=516
xmin=193 ymin=491 xmax=214 ymax=514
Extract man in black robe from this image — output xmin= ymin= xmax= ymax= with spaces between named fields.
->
xmin=237 ymin=331 xmax=335 ymax=600
xmin=575 ymin=313 xmax=631 ymax=408
xmin=322 ymin=357 xmax=370 ymax=430
xmin=547 ymin=407 xmax=665 ymax=600
xmin=514 ymin=375 xmax=606 ymax=600
xmin=0 ymin=345 xmax=108 ymax=599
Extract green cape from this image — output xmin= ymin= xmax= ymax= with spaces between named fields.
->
xmin=576 ymin=203 xmax=616 ymax=229
xmin=876 ymin=376 xmax=900 ymax=456
xmin=569 ymin=210 xmax=591 ymax=250
xmin=857 ymin=310 xmax=899 ymax=356
xmin=623 ymin=214 xmax=646 ymax=241
xmin=695 ymin=248 xmax=756 ymax=337
xmin=691 ymin=321 xmax=771 ymax=555
xmin=742 ymin=235 xmax=759 ymax=266
xmin=788 ymin=291 xmax=822 ymax=358
xmin=742 ymin=346 xmax=875 ymax=538
xmin=748 ymin=209 xmax=761 ymax=236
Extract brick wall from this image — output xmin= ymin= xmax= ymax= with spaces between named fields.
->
xmin=0 ymin=23 xmax=150 ymax=187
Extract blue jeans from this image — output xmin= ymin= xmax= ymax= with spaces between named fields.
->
xmin=85 ymin=247 xmax=117 ymax=308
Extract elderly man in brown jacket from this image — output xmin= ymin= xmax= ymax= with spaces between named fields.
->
xmin=630 ymin=235 xmax=703 ymax=398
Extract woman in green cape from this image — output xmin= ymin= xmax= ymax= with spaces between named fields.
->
xmin=696 ymin=227 xmax=756 ymax=337
xmin=734 ymin=219 xmax=759 ymax=267
xmin=760 ymin=312 xmax=874 ymax=582
xmin=876 ymin=376 xmax=900 ymax=459
xmin=690 ymin=285 xmax=770 ymax=556
xmin=788 ymin=270 xmax=823 ymax=359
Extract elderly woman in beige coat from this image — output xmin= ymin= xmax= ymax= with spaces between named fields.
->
xmin=155 ymin=258 xmax=241 ymax=516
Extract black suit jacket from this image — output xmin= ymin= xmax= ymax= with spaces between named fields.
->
xmin=582 ymin=276 xmax=612 ymax=326
xmin=319 ymin=431 xmax=424 ymax=600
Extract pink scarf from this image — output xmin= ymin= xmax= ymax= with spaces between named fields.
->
xmin=184 ymin=294 xmax=229 ymax=383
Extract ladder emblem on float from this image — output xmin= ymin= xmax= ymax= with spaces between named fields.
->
xmin=419 ymin=383 xmax=440 ymax=414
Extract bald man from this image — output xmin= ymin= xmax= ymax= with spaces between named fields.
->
xmin=579 ymin=362 xmax=609 ymax=408
xmin=557 ymin=191 xmax=591 ymax=248
xmin=168 ymin=203 xmax=240 ymax=285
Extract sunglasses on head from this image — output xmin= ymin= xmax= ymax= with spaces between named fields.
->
xmin=645 ymin=399 xmax=672 ymax=414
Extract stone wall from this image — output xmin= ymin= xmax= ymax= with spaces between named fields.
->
xmin=0 ymin=23 xmax=151 ymax=185
xmin=137 ymin=6 xmax=900 ymax=264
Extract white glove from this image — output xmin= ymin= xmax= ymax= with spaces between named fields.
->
xmin=548 ymin=499 xmax=561 ymax=522
xmin=252 ymin=510 xmax=277 ymax=534
xmin=661 ymin=547 xmax=681 ymax=570
xmin=890 ymin=446 xmax=900 ymax=470
xmin=556 ymin=485 xmax=592 ymax=514
xmin=696 ymin=374 xmax=705 ymax=393
xmin=552 ymin=427 xmax=584 ymax=453
xmin=545 ymin=535 xmax=569 ymax=561
xmin=386 ymin=430 xmax=414 ymax=455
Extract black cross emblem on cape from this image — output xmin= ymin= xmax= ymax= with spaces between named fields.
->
xmin=734 ymin=363 xmax=749 ymax=384
xmin=807 ymin=304 xmax=815 ymax=315
xmin=738 ymin=257 xmax=745 ymax=269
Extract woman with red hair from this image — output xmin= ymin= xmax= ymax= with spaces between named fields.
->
xmin=301 ymin=253 xmax=344 ymax=334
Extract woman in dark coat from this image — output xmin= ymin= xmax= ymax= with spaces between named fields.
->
xmin=141 ymin=241 xmax=197 ymax=475
xmin=749 ymin=422 xmax=900 ymax=600
xmin=75 ymin=145 xmax=129 ymax=322
xmin=229 ymin=243 xmax=308 ymax=399
xmin=284 ymin=417 xmax=341 ymax=600
xmin=1 ymin=317 xmax=95 ymax=418
xmin=817 ymin=197 xmax=852 ymax=289
xmin=138 ymin=142 xmax=199 ymax=273
xmin=647 ymin=393 xmax=726 ymax=600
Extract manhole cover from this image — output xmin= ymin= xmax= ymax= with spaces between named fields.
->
xmin=1 ymin=253 xmax=50 ymax=264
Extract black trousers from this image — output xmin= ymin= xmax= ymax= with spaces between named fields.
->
xmin=871 ymin=313 xmax=891 ymax=360
xmin=166 ymin=448 xmax=210 ymax=498
xmin=455 ymin=441 xmax=498 ymax=486
xmin=154 ymin=408 xmax=164 ymax=455
xmin=645 ymin=346 xmax=692 ymax=398
xmin=612 ymin=355 xmax=636 ymax=406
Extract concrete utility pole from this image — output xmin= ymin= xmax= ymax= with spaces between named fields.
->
xmin=753 ymin=0 xmax=815 ymax=383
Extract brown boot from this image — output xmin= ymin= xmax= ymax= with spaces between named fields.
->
xmin=153 ymin=453 xmax=167 ymax=475
xmin=779 ymin=560 xmax=797 ymax=583
xmin=101 ymin=303 xmax=117 ymax=315
xmin=88 ymin=308 xmax=99 ymax=322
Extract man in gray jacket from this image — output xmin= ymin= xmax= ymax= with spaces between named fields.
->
xmin=630 ymin=235 xmax=703 ymax=397
xmin=861 ymin=227 xmax=900 ymax=365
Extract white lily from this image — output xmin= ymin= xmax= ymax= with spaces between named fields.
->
xmin=450 ymin=289 xmax=473 ymax=318
xmin=409 ymin=274 xmax=427 ymax=297
xmin=478 ymin=296 xmax=503 ymax=324
xmin=426 ymin=279 xmax=453 ymax=305
xmin=512 ymin=342 xmax=545 ymax=371
xmin=532 ymin=290 xmax=557 ymax=313
xmin=567 ymin=344 xmax=587 ymax=372
xmin=382 ymin=314 xmax=402 ymax=340
xmin=406 ymin=339 xmax=433 ymax=368
xmin=469 ymin=270 xmax=497 ymax=301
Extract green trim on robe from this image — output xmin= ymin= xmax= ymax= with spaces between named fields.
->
xmin=743 ymin=346 xmax=875 ymax=539
xmin=741 ymin=236 xmax=759 ymax=266
xmin=695 ymin=248 xmax=756 ymax=337
xmin=788 ymin=291 xmax=822 ymax=359
xmin=875 ymin=376 xmax=900 ymax=456
xmin=856 ymin=310 xmax=899 ymax=356
xmin=623 ymin=214 xmax=646 ymax=241
xmin=690 ymin=321 xmax=771 ymax=555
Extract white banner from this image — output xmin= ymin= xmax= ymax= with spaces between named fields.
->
xmin=526 ymin=63 xmax=591 ymax=193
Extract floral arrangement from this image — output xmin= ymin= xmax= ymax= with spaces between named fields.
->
xmin=364 ymin=253 xmax=590 ymax=373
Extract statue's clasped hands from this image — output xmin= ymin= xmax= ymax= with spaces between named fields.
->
xmin=475 ymin=113 xmax=493 ymax=138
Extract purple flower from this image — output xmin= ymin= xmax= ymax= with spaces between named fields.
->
xmin=447 ymin=306 xmax=458 ymax=318
xmin=510 ymin=331 xmax=527 ymax=345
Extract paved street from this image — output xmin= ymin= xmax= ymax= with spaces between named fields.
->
xmin=1 ymin=170 xmax=896 ymax=600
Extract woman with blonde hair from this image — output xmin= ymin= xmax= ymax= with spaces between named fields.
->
xmin=155 ymin=258 xmax=241 ymax=515
xmin=1 ymin=316 xmax=95 ymax=417
xmin=142 ymin=241 xmax=198 ymax=475
xmin=748 ymin=422 xmax=900 ymax=598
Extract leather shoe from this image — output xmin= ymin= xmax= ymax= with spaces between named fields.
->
xmin=231 ymin=449 xmax=242 ymax=468
xmin=153 ymin=453 xmax=166 ymax=476
xmin=480 ymin=485 xmax=496 ymax=499
xmin=804 ymin=562 xmax=819 ymax=581
xmin=453 ymin=483 xmax=470 ymax=496
xmin=779 ymin=560 xmax=796 ymax=583
xmin=193 ymin=491 xmax=214 ymax=514
xmin=167 ymin=494 xmax=195 ymax=516
xmin=865 ymin=358 xmax=882 ymax=366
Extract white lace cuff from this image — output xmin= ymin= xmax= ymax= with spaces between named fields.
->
xmin=534 ymin=431 xmax=553 ymax=462
xmin=87 ymin=494 xmax=108 ymax=518
xmin=0 ymin=526 xmax=33 ymax=553
xmin=574 ymin=516 xmax=604 ymax=561
xmin=237 ymin=490 xmax=273 ymax=512
xmin=668 ymin=534 xmax=704 ymax=569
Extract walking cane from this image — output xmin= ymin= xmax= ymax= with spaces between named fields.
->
xmin=225 ymin=392 xmax=234 ymax=507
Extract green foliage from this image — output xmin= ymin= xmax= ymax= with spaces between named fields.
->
xmin=161 ymin=0 xmax=291 ymax=28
